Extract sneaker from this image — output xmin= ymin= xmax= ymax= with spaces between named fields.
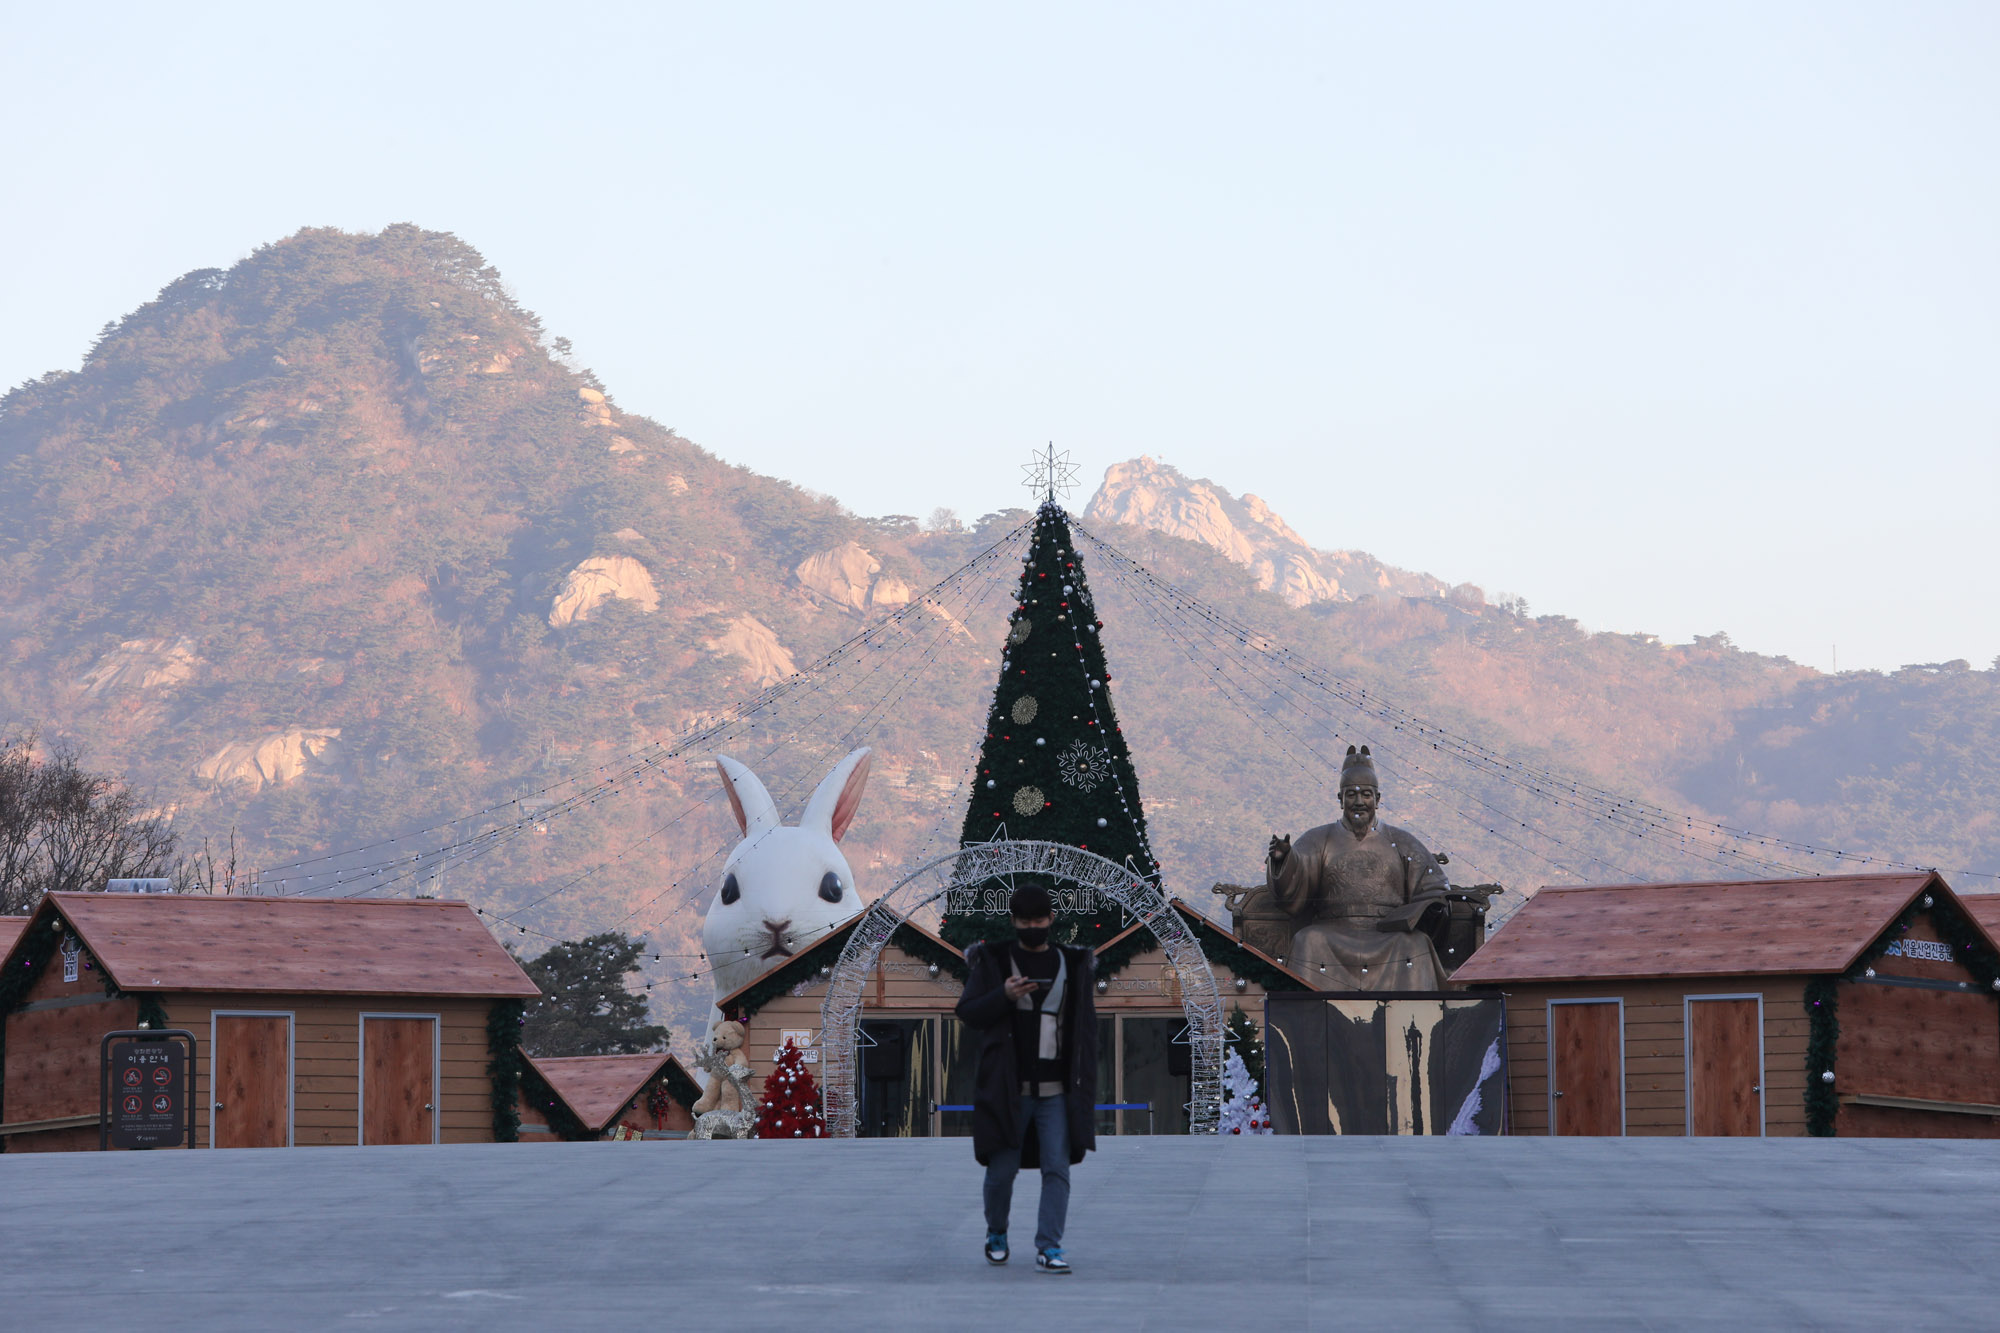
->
xmin=1035 ymin=1248 xmax=1071 ymax=1275
xmin=984 ymin=1233 xmax=1008 ymax=1265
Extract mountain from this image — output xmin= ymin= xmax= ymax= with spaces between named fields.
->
xmin=5 ymin=225 xmax=1998 ymax=1043
xmin=1084 ymin=456 xmax=1451 ymax=608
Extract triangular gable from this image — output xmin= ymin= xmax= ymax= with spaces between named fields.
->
xmin=524 ymin=1051 xmax=677 ymax=1132
xmin=718 ymin=916 xmax=967 ymax=1019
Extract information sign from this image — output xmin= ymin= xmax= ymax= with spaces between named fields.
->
xmin=100 ymin=1030 xmax=196 ymax=1150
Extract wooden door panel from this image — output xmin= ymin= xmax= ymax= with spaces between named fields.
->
xmin=362 ymin=1017 xmax=435 ymax=1145
xmin=1688 ymin=999 xmax=1762 ymax=1136
xmin=214 ymin=1015 xmax=291 ymax=1148
xmin=1551 ymin=1002 xmax=1622 ymax=1135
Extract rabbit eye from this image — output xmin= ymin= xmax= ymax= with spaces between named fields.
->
xmin=818 ymin=871 xmax=844 ymax=903
xmin=720 ymin=872 xmax=740 ymax=906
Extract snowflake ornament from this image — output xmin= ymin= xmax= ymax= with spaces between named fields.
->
xmin=1056 ymin=740 xmax=1111 ymax=792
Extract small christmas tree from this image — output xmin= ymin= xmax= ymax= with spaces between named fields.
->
xmin=1225 ymin=1004 xmax=1265 ymax=1091
xmin=754 ymin=1039 xmax=828 ymax=1139
xmin=1218 ymin=1047 xmax=1272 ymax=1136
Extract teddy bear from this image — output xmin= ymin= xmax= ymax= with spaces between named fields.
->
xmin=691 ymin=1020 xmax=756 ymax=1139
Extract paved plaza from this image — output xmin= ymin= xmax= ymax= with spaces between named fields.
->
xmin=3 ymin=1135 xmax=1995 ymax=1329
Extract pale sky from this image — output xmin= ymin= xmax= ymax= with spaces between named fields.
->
xmin=4 ymin=2 xmax=1994 ymax=673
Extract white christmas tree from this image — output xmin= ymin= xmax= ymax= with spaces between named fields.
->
xmin=1218 ymin=1047 xmax=1272 ymax=1136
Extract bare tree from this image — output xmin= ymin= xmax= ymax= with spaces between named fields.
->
xmin=0 ymin=737 xmax=181 ymax=914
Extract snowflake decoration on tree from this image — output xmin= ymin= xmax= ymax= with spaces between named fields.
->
xmin=1055 ymin=740 xmax=1111 ymax=791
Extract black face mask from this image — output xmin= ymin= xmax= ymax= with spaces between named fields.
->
xmin=1014 ymin=925 xmax=1050 ymax=949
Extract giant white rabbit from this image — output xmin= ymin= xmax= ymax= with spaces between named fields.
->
xmin=700 ymin=747 xmax=873 ymax=1042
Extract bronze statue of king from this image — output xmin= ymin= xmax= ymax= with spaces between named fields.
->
xmin=1267 ymin=745 xmax=1450 ymax=991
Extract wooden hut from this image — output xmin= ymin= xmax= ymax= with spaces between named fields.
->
xmin=516 ymin=1051 xmax=701 ymax=1140
xmin=720 ymin=902 xmax=1309 ymax=1136
xmin=1451 ymin=872 xmax=2000 ymax=1137
xmin=0 ymin=892 xmax=540 ymax=1152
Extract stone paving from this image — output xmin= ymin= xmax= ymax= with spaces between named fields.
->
xmin=3 ymin=1136 xmax=1996 ymax=1329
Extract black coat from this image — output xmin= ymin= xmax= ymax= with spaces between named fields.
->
xmin=954 ymin=940 xmax=1098 ymax=1168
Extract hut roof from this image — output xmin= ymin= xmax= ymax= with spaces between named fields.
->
xmin=717 ymin=916 xmax=964 ymax=1015
xmin=525 ymin=1052 xmax=690 ymax=1132
xmin=1957 ymin=894 xmax=2000 ymax=940
xmin=17 ymin=892 xmax=540 ymax=998
xmin=0 ymin=917 xmax=26 ymax=959
xmin=1451 ymin=872 xmax=1981 ymax=985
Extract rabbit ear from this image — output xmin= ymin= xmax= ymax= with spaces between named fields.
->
xmin=803 ymin=747 xmax=873 ymax=843
xmin=715 ymin=754 xmax=780 ymax=836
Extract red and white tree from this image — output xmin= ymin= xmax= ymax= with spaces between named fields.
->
xmin=754 ymin=1039 xmax=828 ymax=1139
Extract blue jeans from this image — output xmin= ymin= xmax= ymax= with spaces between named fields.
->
xmin=983 ymin=1092 xmax=1070 ymax=1253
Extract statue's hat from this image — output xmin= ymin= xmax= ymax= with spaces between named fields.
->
xmin=1339 ymin=744 xmax=1378 ymax=790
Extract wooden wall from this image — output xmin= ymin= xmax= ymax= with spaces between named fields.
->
xmin=1835 ymin=914 xmax=2000 ymax=1136
xmin=1493 ymin=977 xmax=1810 ymax=1136
xmin=161 ymin=994 xmax=497 ymax=1146
xmin=2 ymin=941 xmax=140 ymax=1152
xmin=5 ymin=978 xmax=503 ymax=1149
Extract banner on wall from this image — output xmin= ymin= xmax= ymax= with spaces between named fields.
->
xmin=1264 ymin=993 xmax=1506 ymax=1136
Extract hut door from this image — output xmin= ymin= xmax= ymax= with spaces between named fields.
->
xmin=1549 ymin=1000 xmax=1622 ymax=1135
xmin=212 ymin=1013 xmax=293 ymax=1148
xmin=361 ymin=1015 xmax=438 ymax=1145
xmin=1686 ymin=996 xmax=1763 ymax=1136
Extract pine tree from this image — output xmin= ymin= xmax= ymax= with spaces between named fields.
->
xmin=754 ymin=1039 xmax=828 ymax=1139
xmin=941 ymin=500 xmax=1161 ymax=950
xmin=1218 ymin=1047 xmax=1272 ymax=1136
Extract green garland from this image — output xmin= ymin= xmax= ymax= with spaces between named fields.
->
xmin=517 ymin=1056 xmax=596 ymax=1141
xmin=729 ymin=922 xmax=859 ymax=1018
xmin=660 ymin=1057 xmax=702 ymax=1111
xmin=1803 ymin=976 xmax=1840 ymax=1137
xmin=729 ymin=921 xmax=973 ymax=1021
xmin=1175 ymin=905 xmax=1310 ymax=993
xmin=486 ymin=999 xmax=527 ymax=1143
xmin=884 ymin=923 xmax=969 ymax=982
xmin=135 ymin=995 xmax=170 ymax=1032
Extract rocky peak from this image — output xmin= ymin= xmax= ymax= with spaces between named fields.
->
xmin=1082 ymin=456 xmax=1449 ymax=608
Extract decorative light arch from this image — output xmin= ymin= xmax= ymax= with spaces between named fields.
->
xmin=820 ymin=840 xmax=1225 ymax=1136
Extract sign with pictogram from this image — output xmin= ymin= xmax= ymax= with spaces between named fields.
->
xmin=100 ymin=1030 xmax=196 ymax=1150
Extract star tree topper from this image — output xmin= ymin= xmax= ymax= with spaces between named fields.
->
xmin=1022 ymin=442 xmax=1081 ymax=504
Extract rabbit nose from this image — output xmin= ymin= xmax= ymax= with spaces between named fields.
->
xmin=759 ymin=918 xmax=794 ymax=959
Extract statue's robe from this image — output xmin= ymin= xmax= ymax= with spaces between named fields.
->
xmin=1269 ymin=818 xmax=1450 ymax=991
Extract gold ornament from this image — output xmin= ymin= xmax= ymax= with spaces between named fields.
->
xmin=1012 ymin=785 xmax=1045 ymax=816
xmin=1011 ymin=695 xmax=1039 ymax=725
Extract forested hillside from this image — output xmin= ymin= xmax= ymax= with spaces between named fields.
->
xmin=4 ymin=225 xmax=1995 ymax=1041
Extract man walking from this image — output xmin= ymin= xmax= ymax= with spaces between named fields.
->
xmin=955 ymin=883 xmax=1098 ymax=1274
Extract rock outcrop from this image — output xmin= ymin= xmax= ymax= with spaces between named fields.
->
xmin=197 ymin=727 xmax=342 ymax=789
xmin=548 ymin=556 xmax=661 ymax=627
xmin=705 ymin=616 xmax=797 ymax=686
xmin=77 ymin=637 xmax=200 ymax=694
xmin=1083 ymin=456 xmax=1448 ymax=608
xmin=794 ymin=542 xmax=883 ymax=612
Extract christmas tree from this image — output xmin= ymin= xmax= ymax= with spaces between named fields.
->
xmin=1218 ymin=1047 xmax=1272 ymax=1136
xmin=754 ymin=1039 xmax=828 ymax=1139
xmin=1226 ymin=1004 xmax=1265 ymax=1091
xmin=941 ymin=476 xmax=1162 ymax=951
